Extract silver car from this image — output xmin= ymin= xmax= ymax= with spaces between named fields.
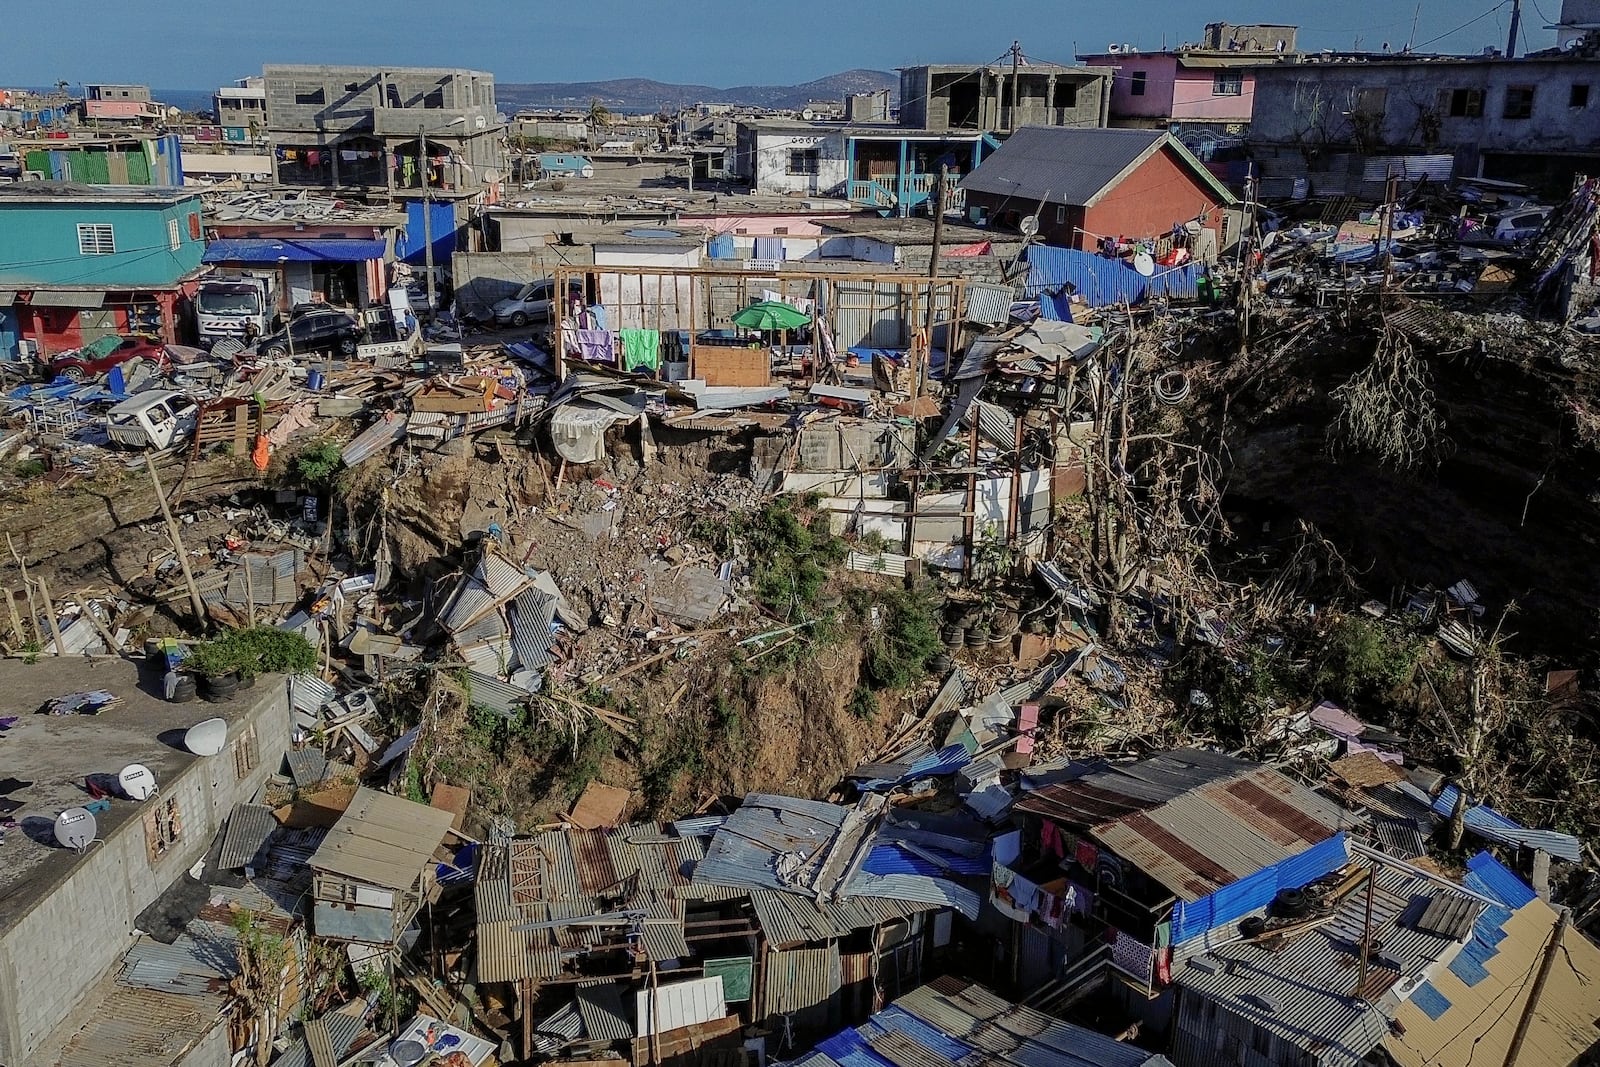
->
xmin=492 ymin=279 xmax=585 ymax=327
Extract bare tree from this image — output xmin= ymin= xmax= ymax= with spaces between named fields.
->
xmin=1329 ymin=325 xmax=1450 ymax=471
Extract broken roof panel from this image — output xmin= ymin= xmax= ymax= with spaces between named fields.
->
xmin=217 ymin=803 xmax=278 ymax=871
xmin=1424 ymin=784 xmax=1582 ymax=862
xmin=1015 ymin=748 xmax=1257 ymax=825
xmin=308 ymin=786 xmax=455 ymax=890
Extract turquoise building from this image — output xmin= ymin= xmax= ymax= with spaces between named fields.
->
xmin=0 ymin=183 xmax=205 ymax=358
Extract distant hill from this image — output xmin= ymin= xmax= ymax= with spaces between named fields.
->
xmin=497 ymin=69 xmax=898 ymax=114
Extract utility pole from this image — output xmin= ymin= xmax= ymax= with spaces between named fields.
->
xmin=1506 ymin=0 xmax=1523 ymax=58
xmin=918 ymin=164 xmax=950 ymax=400
xmin=1009 ymin=41 xmax=1023 ymax=131
xmin=419 ymin=123 xmax=436 ymax=318
xmin=1502 ymin=908 xmax=1569 ymax=1067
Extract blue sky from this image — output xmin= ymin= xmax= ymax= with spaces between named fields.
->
xmin=0 ymin=0 xmax=1554 ymax=89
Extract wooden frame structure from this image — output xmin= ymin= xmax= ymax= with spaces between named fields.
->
xmin=553 ymin=265 xmax=966 ymax=389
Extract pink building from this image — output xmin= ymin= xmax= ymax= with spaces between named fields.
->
xmin=1080 ymin=23 xmax=1296 ymax=133
xmin=82 ymin=85 xmax=161 ymax=124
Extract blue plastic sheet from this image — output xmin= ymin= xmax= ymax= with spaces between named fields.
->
xmin=1025 ymin=244 xmax=1202 ymax=307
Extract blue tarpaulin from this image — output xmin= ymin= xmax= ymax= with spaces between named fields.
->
xmin=203 ymin=238 xmax=387 ymax=264
xmin=1025 ymin=244 xmax=1202 ymax=307
xmin=862 ymin=841 xmax=989 ymax=878
xmin=1171 ymin=832 xmax=1349 ymax=944
xmin=395 ymin=200 xmax=458 ymax=266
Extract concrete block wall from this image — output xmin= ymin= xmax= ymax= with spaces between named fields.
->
xmin=0 ymin=681 xmax=291 ymax=1065
xmin=263 ymin=66 xmax=496 ymax=137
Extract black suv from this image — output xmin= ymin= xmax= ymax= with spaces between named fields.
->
xmin=256 ymin=309 xmax=361 ymax=359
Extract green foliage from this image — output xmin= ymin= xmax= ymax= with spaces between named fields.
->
xmin=690 ymin=498 xmax=847 ymax=618
xmin=1170 ymin=642 xmax=1299 ymax=744
xmin=292 ymin=441 xmax=344 ymax=490
xmin=640 ymin=711 xmax=709 ymax=817
xmin=1313 ymin=615 xmax=1421 ymax=710
xmin=20 ymin=640 xmax=41 ymax=665
xmin=12 ymin=459 xmax=45 ymax=480
xmin=858 ymin=585 xmax=943 ymax=691
xmin=848 ymin=683 xmax=878 ymax=719
xmin=187 ymin=627 xmax=318 ymax=679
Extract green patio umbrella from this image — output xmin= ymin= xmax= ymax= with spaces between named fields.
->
xmin=731 ymin=300 xmax=811 ymax=331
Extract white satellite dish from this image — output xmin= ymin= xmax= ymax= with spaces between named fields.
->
xmin=1133 ymin=251 xmax=1156 ymax=277
xmin=482 ymin=167 xmax=502 ymax=184
xmin=118 ymin=764 xmax=157 ymax=801
xmin=390 ymin=1040 xmax=427 ymax=1067
xmin=1019 ymin=214 xmax=1040 ymax=239
xmin=54 ymin=807 xmax=98 ymax=852
xmin=184 ymin=717 xmax=228 ymax=757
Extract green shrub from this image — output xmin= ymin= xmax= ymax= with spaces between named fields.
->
xmin=292 ymin=441 xmax=343 ymax=489
xmin=1313 ymin=615 xmax=1421 ymax=709
xmin=187 ymin=627 xmax=318 ymax=679
xmin=691 ymin=498 xmax=847 ymax=618
xmin=859 ymin=586 xmax=943 ymax=691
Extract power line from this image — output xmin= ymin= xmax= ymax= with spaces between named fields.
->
xmin=1415 ymin=1 xmax=1513 ymax=50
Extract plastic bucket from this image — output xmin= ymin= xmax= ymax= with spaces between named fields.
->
xmin=306 ymin=368 xmax=325 ymax=392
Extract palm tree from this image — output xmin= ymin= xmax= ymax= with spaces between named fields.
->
xmin=587 ymin=97 xmax=612 ymax=141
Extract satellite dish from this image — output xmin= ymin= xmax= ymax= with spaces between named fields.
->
xmin=54 ymin=807 xmax=98 ymax=852
xmin=1133 ymin=251 xmax=1156 ymax=277
xmin=184 ymin=717 xmax=228 ymax=757
xmin=390 ymin=1040 xmax=427 ymax=1067
xmin=1019 ymin=214 xmax=1040 ymax=238
xmin=482 ymin=168 xmax=502 ymax=184
xmin=118 ymin=764 xmax=157 ymax=801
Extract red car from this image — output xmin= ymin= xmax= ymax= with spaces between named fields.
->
xmin=47 ymin=335 xmax=171 ymax=382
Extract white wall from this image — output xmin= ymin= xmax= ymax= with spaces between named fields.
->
xmin=753 ymin=131 xmax=849 ymax=196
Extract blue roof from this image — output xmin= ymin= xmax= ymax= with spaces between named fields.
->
xmin=203 ymin=237 xmax=387 ymax=264
xmin=1431 ymin=786 xmax=1582 ymax=862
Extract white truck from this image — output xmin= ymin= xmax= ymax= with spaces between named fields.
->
xmin=105 ymin=390 xmax=200 ymax=451
xmin=197 ymin=273 xmax=280 ymax=350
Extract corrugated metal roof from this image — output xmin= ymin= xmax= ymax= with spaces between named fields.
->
xmin=527 ymin=999 xmax=584 ymax=1057
xmin=963 ymin=282 xmax=1014 ymax=327
xmin=1176 ymin=859 xmax=1481 ymax=1067
xmin=218 ymin=803 xmax=278 ymax=870
xmin=463 ymin=670 xmax=532 ymax=718
xmin=476 ymin=823 xmax=733 ymax=981
xmin=962 ymin=127 xmax=1167 ymax=205
xmin=576 ymin=981 xmax=635 ymax=1041
xmin=766 ymin=943 xmax=842 ymax=1026
xmin=308 ymin=786 xmax=455 ymax=890
xmin=56 ymin=981 xmax=227 ymax=1067
xmin=304 ymin=1008 xmax=365 ymax=1067
xmin=119 ymin=919 xmax=240 ymax=996
xmin=792 ymin=978 xmax=1171 ymax=1067
xmin=341 ymin=412 xmax=406 ymax=466
xmin=1426 ymin=784 xmax=1583 ymax=862
xmin=286 ymin=747 xmax=329 ymax=788
xmin=1086 ymin=766 xmax=1360 ymax=902
xmin=749 ymin=887 xmax=937 ymax=945
xmin=1015 ymin=748 xmax=1258 ymax=825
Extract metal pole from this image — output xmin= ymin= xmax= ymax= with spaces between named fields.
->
xmin=1010 ymin=41 xmax=1022 ymax=131
xmin=918 ymin=165 xmax=949 ymax=401
xmin=421 ymin=124 xmax=436 ymax=317
xmin=1502 ymin=908 xmax=1569 ymax=1067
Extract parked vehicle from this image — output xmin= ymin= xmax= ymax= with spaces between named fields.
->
xmin=253 ymin=309 xmax=361 ymax=359
xmin=492 ymin=279 xmax=585 ymax=327
xmin=196 ymin=273 xmax=280 ymax=349
xmin=105 ymin=389 xmax=199 ymax=450
xmin=48 ymin=334 xmax=170 ymax=382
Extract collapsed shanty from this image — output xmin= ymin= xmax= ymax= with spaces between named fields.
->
xmin=11 ymin=21 xmax=1600 ymax=1067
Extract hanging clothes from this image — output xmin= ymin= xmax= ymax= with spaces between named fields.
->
xmin=1074 ymin=840 xmax=1099 ymax=871
xmin=575 ymin=329 xmax=615 ymax=363
xmin=1039 ymin=820 xmax=1067 ymax=861
xmin=619 ymin=329 xmax=660 ymax=372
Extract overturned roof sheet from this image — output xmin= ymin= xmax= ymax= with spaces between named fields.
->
xmin=1015 ymin=748 xmax=1258 ymax=825
xmin=308 ymin=786 xmax=455 ymax=890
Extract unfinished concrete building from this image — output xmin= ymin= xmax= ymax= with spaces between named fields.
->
xmin=898 ymin=62 xmax=1111 ymax=133
xmin=261 ymin=65 xmax=503 ymax=198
